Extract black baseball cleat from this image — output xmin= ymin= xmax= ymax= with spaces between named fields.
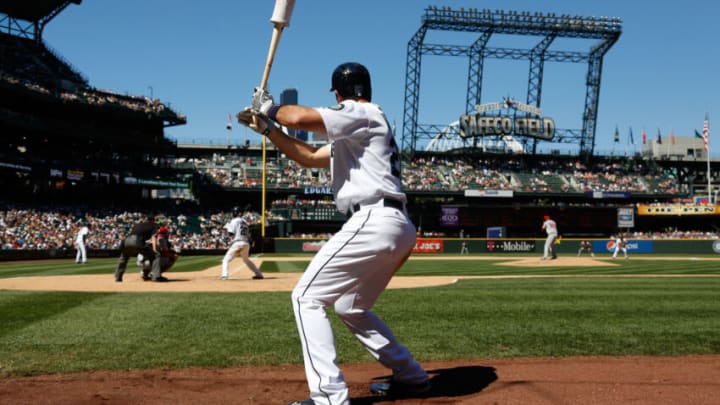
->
xmin=370 ymin=379 xmax=431 ymax=397
xmin=285 ymin=400 xmax=314 ymax=405
xmin=252 ymin=274 xmax=264 ymax=280
xmin=151 ymin=276 xmax=169 ymax=282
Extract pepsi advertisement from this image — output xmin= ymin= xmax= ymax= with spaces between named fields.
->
xmin=593 ymin=239 xmax=653 ymax=253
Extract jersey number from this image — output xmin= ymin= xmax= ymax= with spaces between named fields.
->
xmin=381 ymin=113 xmax=402 ymax=180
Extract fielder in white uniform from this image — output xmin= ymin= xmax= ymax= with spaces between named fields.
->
xmin=612 ymin=234 xmax=629 ymax=259
xmin=75 ymin=224 xmax=89 ymax=264
xmin=239 ymin=62 xmax=429 ymax=405
xmin=221 ymin=209 xmax=263 ymax=280
xmin=541 ymin=214 xmax=558 ymax=260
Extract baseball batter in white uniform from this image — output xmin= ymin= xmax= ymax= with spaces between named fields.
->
xmin=221 ymin=208 xmax=263 ymax=280
xmin=75 ymin=224 xmax=89 ymax=264
xmin=541 ymin=214 xmax=558 ymax=260
xmin=239 ymin=62 xmax=429 ymax=405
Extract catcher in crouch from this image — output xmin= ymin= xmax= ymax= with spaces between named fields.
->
xmin=137 ymin=227 xmax=179 ymax=280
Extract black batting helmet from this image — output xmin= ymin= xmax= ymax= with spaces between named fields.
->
xmin=330 ymin=62 xmax=372 ymax=101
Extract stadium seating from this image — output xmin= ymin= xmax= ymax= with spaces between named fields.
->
xmin=192 ymin=153 xmax=681 ymax=197
xmin=2 ymin=25 xmax=715 ymax=248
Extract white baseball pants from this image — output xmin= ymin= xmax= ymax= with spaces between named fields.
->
xmin=221 ymin=241 xmax=262 ymax=278
xmin=544 ymin=234 xmax=557 ymax=259
xmin=292 ymin=205 xmax=427 ymax=405
xmin=613 ymin=246 xmax=628 ymax=258
xmin=75 ymin=243 xmax=87 ymax=263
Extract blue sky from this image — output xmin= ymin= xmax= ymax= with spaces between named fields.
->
xmin=43 ymin=0 xmax=719 ymax=157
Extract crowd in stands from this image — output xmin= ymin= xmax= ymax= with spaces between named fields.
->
xmin=285 ymin=232 xmax=335 ymax=239
xmin=0 ymin=32 xmax=86 ymax=87
xmin=3 ymin=30 xmax=716 ymax=251
xmin=0 ymin=204 xmax=267 ymax=252
xmin=193 ymin=155 xmax=330 ymax=189
xmin=271 ymin=199 xmax=335 ymax=209
xmin=628 ymin=230 xmax=719 ymax=239
xmin=1 ymin=32 xmax=184 ymax=122
xmin=1 ymin=72 xmax=183 ymax=120
xmin=2 ymin=202 xmax=716 ymax=252
xmin=188 ymin=153 xmax=682 ymax=195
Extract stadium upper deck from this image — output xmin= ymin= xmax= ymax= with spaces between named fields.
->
xmin=0 ymin=0 xmax=81 ymax=40
xmin=0 ymin=0 xmax=80 ymax=22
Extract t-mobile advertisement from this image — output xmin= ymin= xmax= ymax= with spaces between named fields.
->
xmin=485 ymin=240 xmax=536 ymax=253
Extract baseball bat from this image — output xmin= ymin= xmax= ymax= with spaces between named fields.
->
xmin=259 ymin=0 xmax=296 ymax=90
xmin=258 ymin=0 xmax=295 ymax=240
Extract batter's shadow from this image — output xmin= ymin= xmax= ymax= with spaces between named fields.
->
xmin=352 ymin=365 xmax=498 ymax=404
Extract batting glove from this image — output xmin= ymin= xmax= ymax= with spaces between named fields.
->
xmin=237 ymin=107 xmax=274 ymax=136
xmin=251 ymin=87 xmax=276 ymax=116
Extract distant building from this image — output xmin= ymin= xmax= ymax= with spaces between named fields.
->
xmin=280 ymin=88 xmax=298 ymax=105
xmin=643 ymin=136 xmax=708 ymax=160
xmin=280 ymin=88 xmax=298 ymax=138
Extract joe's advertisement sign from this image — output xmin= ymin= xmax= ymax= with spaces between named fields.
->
xmin=413 ymin=239 xmax=444 ymax=253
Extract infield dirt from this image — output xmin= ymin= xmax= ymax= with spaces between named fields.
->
xmin=0 ymin=256 xmax=617 ymax=292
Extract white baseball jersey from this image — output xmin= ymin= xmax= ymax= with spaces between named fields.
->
xmin=76 ymin=226 xmax=89 ymax=244
xmin=542 ymin=219 xmax=558 ymax=236
xmin=294 ymin=99 xmax=426 ymax=404
xmin=224 ymin=217 xmax=250 ymax=243
xmin=615 ymin=237 xmax=626 ymax=249
xmin=316 ymin=100 xmax=405 ymax=213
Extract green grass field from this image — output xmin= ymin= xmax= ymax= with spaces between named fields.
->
xmin=1 ymin=254 xmax=719 ymax=376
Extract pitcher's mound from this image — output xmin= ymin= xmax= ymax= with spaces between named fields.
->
xmin=497 ymin=256 xmax=616 ymax=267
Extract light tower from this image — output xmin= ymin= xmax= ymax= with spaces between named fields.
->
xmin=403 ymin=6 xmax=621 ymax=158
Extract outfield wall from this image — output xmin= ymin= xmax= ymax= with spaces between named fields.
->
xmin=273 ymin=238 xmax=720 ymax=256
xmin=2 ymin=239 xmax=719 ymax=261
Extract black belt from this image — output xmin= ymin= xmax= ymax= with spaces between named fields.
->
xmin=347 ymin=198 xmax=404 ymax=216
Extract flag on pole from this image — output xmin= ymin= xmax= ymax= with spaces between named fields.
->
xmin=696 ymin=116 xmax=710 ymax=151
xmin=703 ymin=113 xmax=711 ymax=202
xmin=695 ymin=125 xmax=708 ymax=152
xmin=614 ymin=125 xmax=620 ymax=143
xmin=703 ymin=113 xmax=710 ymax=151
xmin=628 ymin=127 xmax=634 ymax=145
xmin=656 ymin=129 xmax=662 ymax=144
xmin=226 ymin=113 xmax=232 ymax=130
xmin=642 ymin=128 xmax=647 ymax=144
